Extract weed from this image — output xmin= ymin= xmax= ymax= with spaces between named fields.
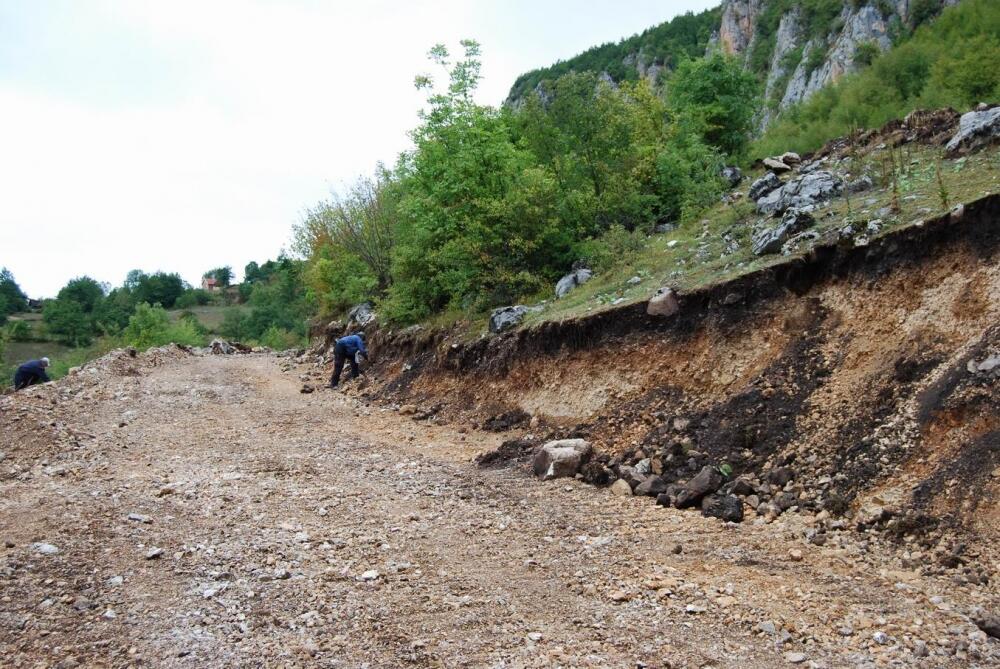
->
xmin=936 ymin=160 xmax=950 ymax=209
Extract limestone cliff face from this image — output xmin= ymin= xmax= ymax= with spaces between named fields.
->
xmin=716 ymin=0 xmax=960 ymax=127
xmin=508 ymin=0 xmax=961 ymax=123
xmin=718 ymin=0 xmax=764 ymax=56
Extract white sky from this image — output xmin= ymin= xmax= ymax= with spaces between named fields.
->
xmin=1 ymin=0 xmax=717 ymax=298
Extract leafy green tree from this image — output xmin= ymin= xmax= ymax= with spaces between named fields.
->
xmin=294 ymin=170 xmax=400 ymax=292
xmin=130 ymin=272 xmax=186 ymax=309
xmin=204 ymin=267 xmax=233 ymax=287
xmin=667 ymin=54 xmax=759 ymax=158
xmin=43 ymin=298 xmax=93 ymax=346
xmin=385 ymin=40 xmax=575 ymax=320
xmin=57 ymin=276 xmax=105 ymax=313
xmin=0 ymin=268 xmax=29 ymax=314
xmin=94 ymin=287 xmax=138 ymax=334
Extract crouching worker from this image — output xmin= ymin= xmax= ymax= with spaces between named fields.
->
xmin=328 ymin=333 xmax=368 ymax=388
xmin=14 ymin=357 xmax=51 ymax=391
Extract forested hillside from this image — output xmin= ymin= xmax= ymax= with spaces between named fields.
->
xmin=507 ymin=1 xmax=969 ymax=126
xmin=293 ymin=0 xmax=997 ymax=332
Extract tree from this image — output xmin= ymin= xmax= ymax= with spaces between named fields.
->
xmin=131 ymin=272 xmax=185 ymax=308
xmin=668 ymin=54 xmax=759 ymax=158
xmin=385 ymin=39 xmax=573 ymax=319
xmin=243 ymin=261 xmax=262 ymax=284
xmin=294 ymin=170 xmax=399 ymax=292
xmin=0 ymin=268 xmax=28 ymax=314
xmin=204 ymin=267 xmax=233 ymax=287
xmin=43 ymin=299 xmax=93 ymax=347
xmin=57 ymin=276 xmax=105 ymax=313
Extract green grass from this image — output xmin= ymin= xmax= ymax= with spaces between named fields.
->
xmin=3 ymin=340 xmax=72 ymax=366
xmin=167 ymin=305 xmax=246 ymax=332
xmin=520 ymin=143 xmax=1000 ymax=327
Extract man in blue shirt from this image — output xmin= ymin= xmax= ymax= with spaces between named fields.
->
xmin=14 ymin=357 xmax=51 ymax=390
xmin=329 ymin=333 xmax=368 ymax=388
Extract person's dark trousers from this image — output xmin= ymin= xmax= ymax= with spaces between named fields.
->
xmin=329 ymin=342 xmax=360 ymax=387
xmin=13 ymin=373 xmax=41 ymax=391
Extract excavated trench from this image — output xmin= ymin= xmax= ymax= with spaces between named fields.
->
xmin=362 ymin=193 xmax=1000 ymax=550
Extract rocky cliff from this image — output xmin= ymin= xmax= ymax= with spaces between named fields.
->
xmin=717 ymin=0 xmax=960 ymax=126
xmin=509 ymin=0 xmax=961 ymax=127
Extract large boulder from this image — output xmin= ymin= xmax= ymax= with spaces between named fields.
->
xmin=489 ymin=306 xmax=528 ymax=334
xmin=674 ymin=465 xmax=724 ymax=508
xmin=756 ymin=171 xmax=843 ymax=216
xmin=347 ymin=302 xmax=376 ymax=327
xmin=701 ymin=494 xmax=744 ymax=522
xmin=555 ymin=268 xmax=593 ymax=298
xmin=748 ymin=172 xmax=782 ymax=201
xmin=945 ymin=107 xmax=1000 ymax=157
xmin=647 ymin=287 xmax=679 ymax=317
xmin=532 ymin=439 xmax=593 ymax=481
xmin=751 ymin=208 xmax=815 ymax=256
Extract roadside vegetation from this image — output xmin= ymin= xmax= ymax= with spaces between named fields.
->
xmin=295 ymin=42 xmax=758 ymax=326
xmin=1 ymin=259 xmax=311 ymax=386
xmin=296 ymin=0 xmax=997 ymax=333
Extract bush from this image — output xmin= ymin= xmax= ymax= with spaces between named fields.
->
xmin=574 ymin=225 xmax=646 ymax=273
xmin=122 ymin=303 xmax=205 ymax=350
xmin=5 ymin=320 xmax=32 ymax=342
xmin=175 ymin=289 xmax=212 ymax=309
xmin=259 ymin=325 xmax=304 ymax=351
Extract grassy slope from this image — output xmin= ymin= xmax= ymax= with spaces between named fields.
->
xmin=520 ymin=143 xmax=1000 ymax=327
xmin=167 ymin=304 xmax=246 ymax=332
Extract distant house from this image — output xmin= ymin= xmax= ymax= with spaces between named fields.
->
xmin=202 ymin=276 xmax=220 ymax=292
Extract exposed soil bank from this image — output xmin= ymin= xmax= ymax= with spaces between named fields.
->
xmin=363 ymin=193 xmax=1000 ymax=546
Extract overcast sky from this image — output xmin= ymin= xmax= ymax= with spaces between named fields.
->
xmin=1 ymin=0 xmax=717 ymax=298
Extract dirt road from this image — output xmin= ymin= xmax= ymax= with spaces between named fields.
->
xmin=1 ymin=352 xmax=996 ymax=667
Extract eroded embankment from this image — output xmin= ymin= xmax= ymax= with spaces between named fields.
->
xmin=363 ymin=193 xmax=1000 ymax=548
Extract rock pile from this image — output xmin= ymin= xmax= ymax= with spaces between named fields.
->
xmin=751 ymin=208 xmax=816 ymax=256
xmin=756 ymin=171 xmax=844 ymax=216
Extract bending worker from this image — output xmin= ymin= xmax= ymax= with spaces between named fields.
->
xmin=329 ymin=332 xmax=368 ymax=388
xmin=14 ymin=357 xmax=51 ymax=391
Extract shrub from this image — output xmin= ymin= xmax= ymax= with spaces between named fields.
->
xmin=574 ymin=225 xmax=646 ymax=273
xmin=175 ymin=289 xmax=212 ymax=309
xmin=220 ymin=308 xmax=251 ymax=341
xmin=122 ymin=303 xmax=204 ymax=350
xmin=259 ymin=325 xmax=304 ymax=351
xmin=5 ymin=320 xmax=32 ymax=342
xmin=854 ymin=40 xmax=880 ymax=67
